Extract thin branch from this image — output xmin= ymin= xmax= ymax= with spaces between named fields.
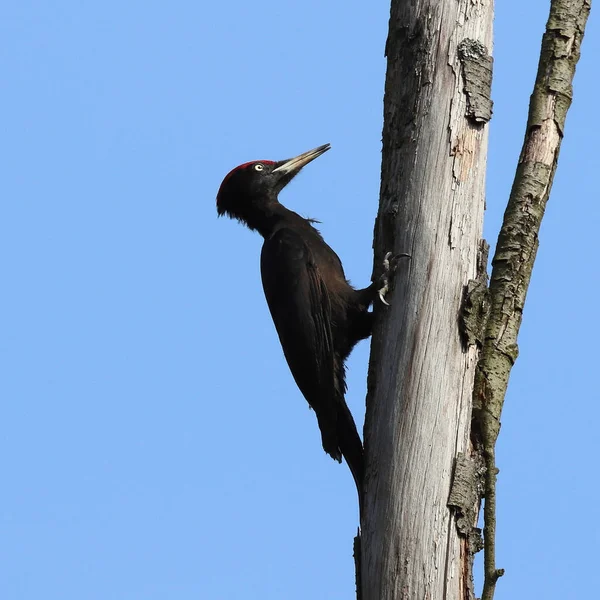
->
xmin=473 ymin=2 xmax=592 ymax=599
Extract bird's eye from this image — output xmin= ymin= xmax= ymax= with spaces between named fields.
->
xmin=254 ymin=164 xmax=264 ymax=172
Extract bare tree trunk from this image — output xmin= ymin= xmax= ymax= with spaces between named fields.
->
xmin=361 ymin=2 xmax=493 ymax=598
xmin=361 ymin=0 xmax=591 ymax=599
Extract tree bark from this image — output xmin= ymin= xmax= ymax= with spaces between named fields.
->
xmin=361 ymin=0 xmax=591 ymax=599
xmin=361 ymin=1 xmax=493 ymax=599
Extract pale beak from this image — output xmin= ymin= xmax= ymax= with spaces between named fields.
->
xmin=272 ymin=143 xmax=331 ymax=175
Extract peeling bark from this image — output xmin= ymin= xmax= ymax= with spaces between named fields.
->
xmin=458 ymin=39 xmax=493 ymax=125
xmin=448 ymin=453 xmax=485 ymax=600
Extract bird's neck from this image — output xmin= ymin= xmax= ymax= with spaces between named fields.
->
xmin=246 ymin=201 xmax=297 ymax=239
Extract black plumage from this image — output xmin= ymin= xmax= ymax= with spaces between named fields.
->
xmin=216 ymin=144 xmax=379 ymax=495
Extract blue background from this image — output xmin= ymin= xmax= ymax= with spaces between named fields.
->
xmin=2 ymin=2 xmax=598 ymax=598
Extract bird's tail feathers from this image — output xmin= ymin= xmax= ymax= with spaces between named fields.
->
xmin=336 ymin=398 xmax=364 ymax=500
xmin=316 ymin=413 xmax=343 ymax=463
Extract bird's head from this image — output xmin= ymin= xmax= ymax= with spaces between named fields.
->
xmin=216 ymin=144 xmax=330 ymax=226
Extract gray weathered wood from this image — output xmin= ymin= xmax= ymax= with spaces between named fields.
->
xmin=362 ymin=1 xmax=493 ymax=598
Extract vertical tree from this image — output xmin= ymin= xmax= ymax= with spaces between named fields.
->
xmin=361 ymin=1 xmax=591 ymax=599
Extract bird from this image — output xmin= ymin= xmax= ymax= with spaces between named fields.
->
xmin=216 ymin=144 xmax=391 ymax=497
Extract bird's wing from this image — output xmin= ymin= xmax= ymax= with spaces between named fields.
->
xmin=260 ymin=227 xmax=340 ymax=460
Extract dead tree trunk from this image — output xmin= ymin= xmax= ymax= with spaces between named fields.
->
xmin=361 ymin=1 xmax=591 ymax=599
xmin=361 ymin=2 xmax=493 ymax=598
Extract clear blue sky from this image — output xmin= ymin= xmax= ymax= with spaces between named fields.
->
xmin=2 ymin=2 xmax=598 ymax=599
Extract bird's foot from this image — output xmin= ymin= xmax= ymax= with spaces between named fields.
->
xmin=377 ymin=251 xmax=411 ymax=306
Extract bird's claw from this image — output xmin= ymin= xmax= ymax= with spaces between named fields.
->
xmin=377 ymin=251 xmax=410 ymax=306
xmin=378 ymin=284 xmax=390 ymax=306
